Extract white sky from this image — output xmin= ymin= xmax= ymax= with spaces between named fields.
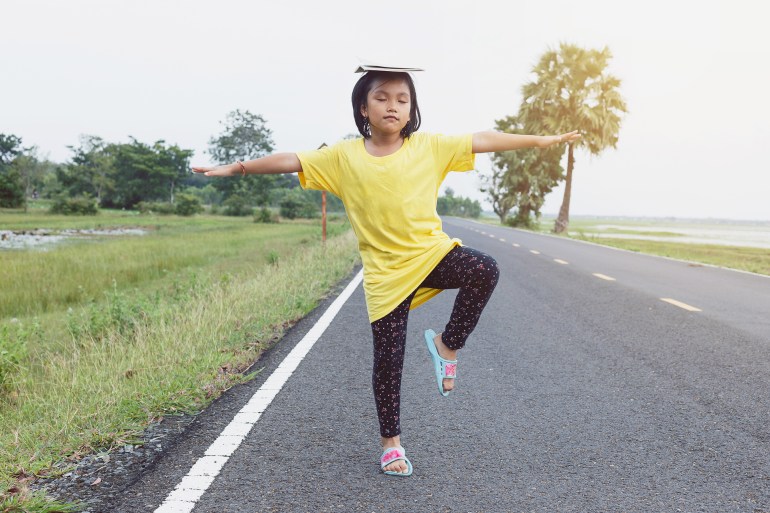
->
xmin=2 ymin=0 xmax=769 ymax=220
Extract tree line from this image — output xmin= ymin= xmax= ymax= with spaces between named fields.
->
xmin=0 ymin=110 xmax=479 ymax=221
xmin=2 ymin=43 xmax=627 ymax=230
xmin=0 ymin=110 xmax=343 ymax=218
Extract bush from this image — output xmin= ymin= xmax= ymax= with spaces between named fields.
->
xmin=0 ymin=171 xmax=25 ymax=208
xmin=49 ymin=195 xmax=98 ymax=215
xmin=183 ymin=184 xmax=222 ymax=206
xmin=254 ymin=207 xmax=279 ymax=223
xmin=136 ymin=201 xmax=176 ymax=215
xmin=280 ymin=189 xmax=317 ymax=219
xmin=436 ymin=189 xmax=481 ymax=218
xmin=299 ymin=201 xmax=318 ymax=219
xmin=175 ymin=193 xmax=204 ymax=216
xmin=223 ymin=195 xmax=253 ymax=216
xmin=504 ymin=212 xmax=535 ymax=228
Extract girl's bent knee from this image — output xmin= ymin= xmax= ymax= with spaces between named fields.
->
xmin=480 ymin=255 xmax=500 ymax=288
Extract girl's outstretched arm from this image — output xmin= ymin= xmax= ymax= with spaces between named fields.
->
xmin=471 ymin=130 xmax=581 ymax=154
xmin=191 ymin=153 xmax=302 ymax=177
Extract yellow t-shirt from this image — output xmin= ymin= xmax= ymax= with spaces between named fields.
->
xmin=296 ymin=131 xmax=475 ymax=323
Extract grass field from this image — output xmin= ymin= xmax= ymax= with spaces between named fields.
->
xmin=0 ymin=209 xmax=359 ymax=510
xmin=571 ymin=236 xmax=770 ymax=276
xmin=475 ymin=214 xmax=770 ymax=276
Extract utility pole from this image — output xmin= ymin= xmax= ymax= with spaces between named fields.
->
xmin=317 ymin=143 xmax=327 ymax=243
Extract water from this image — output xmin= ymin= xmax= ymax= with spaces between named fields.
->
xmin=0 ymin=228 xmax=146 ymax=250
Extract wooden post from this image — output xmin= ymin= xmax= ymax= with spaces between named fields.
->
xmin=322 ymin=191 xmax=327 ymax=243
xmin=318 ymin=143 xmax=328 ymax=244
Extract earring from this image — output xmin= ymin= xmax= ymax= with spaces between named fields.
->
xmin=363 ymin=117 xmax=371 ymax=136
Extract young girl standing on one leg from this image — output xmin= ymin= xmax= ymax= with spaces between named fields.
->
xmin=193 ymin=68 xmax=580 ymax=477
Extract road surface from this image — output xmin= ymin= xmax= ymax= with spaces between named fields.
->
xmin=112 ymin=217 xmax=770 ymax=512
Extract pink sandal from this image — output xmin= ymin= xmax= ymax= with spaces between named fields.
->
xmin=380 ymin=446 xmax=413 ymax=477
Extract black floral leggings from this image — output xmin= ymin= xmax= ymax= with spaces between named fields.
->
xmin=371 ymin=245 xmax=500 ymax=438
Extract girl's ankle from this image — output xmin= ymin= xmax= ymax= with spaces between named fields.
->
xmin=381 ymin=436 xmax=401 ymax=449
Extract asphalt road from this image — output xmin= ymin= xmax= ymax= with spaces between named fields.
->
xmin=113 ymin=218 xmax=770 ymax=513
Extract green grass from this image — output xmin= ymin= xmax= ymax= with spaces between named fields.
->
xmin=0 ymin=212 xmax=359 ymax=511
xmin=574 ymin=236 xmax=770 ymax=276
xmin=472 ymin=216 xmax=770 ymax=277
xmin=1 ymin=206 xmax=173 ymax=230
xmin=0 ymin=489 xmax=79 ymax=513
xmin=0 ymin=214 xmax=339 ymax=318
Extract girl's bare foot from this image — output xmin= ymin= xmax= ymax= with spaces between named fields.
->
xmin=381 ymin=436 xmax=409 ymax=474
xmin=433 ymin=332 xmax=457 ymax=392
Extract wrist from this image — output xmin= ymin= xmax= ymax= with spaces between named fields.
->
xmin=231 ymin=162 xmax=246 ymax=176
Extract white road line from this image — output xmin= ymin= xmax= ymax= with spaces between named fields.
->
xmin=481 ymin=231 xmax=487 ymax=235
xmin=554 ymin=259 xmax=569 ymax=265
xmin=660 ymin=297 xmax=702 ymax=312
xmin=499 ymin=238 xmax=506 ymax=242
xmin=530 ymin=250 xmax=540 ymax=255
xmin=489 ymin=234 xmax=496 ymax=238
xmin=154 ymin=270 xmax=364 ymax=513
xmin=593 ymin=273 xmax=616 ymax=281
xmin=512 ymin=243 xmax=520 ymax=248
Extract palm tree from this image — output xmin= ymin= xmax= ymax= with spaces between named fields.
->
xmin=519 ymin=43 xmax=628 ymax=233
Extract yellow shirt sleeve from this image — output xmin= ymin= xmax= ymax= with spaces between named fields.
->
xmin=430 ymin=133 xmax=476 ymax=180
xmin=296 ymin=144 xmax=343 ymax=198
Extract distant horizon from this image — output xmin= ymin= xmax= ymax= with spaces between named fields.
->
xmin=479 ymin=211 xmax=770 ymax=224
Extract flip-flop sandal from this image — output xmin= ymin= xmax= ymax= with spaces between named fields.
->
xmin=380 ymin=446 xmax=413 ymax=477
xmin=424 ymin=329 xmax=457 ymax=397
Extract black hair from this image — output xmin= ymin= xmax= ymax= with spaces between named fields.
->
xmin=351 ymin=71 xmax=421 ymax=139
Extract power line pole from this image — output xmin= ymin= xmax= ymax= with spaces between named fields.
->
xmin=317 ymin=143 xmax=327 ymax=244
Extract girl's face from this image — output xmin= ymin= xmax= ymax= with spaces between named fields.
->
xmin=360 ymin=78 xmax=411 ymax=137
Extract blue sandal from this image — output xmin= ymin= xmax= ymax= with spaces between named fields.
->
xmin=380 ymin=446 xmax=413 ymax=477
xmin=424 ymin=329 xmax=457 ymax=397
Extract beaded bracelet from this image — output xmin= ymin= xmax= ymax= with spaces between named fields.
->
xmin=236 ymin=160 xmax=246 ymax=177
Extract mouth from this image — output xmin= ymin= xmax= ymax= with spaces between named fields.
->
xmin=384 ymin=116 xmax=399 ymax=121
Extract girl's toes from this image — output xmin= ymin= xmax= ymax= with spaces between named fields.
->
xmin=386 ymin=462 xmax=402 ymax=473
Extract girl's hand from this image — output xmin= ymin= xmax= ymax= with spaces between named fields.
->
xmin=541 ymin=130 xmax=581 ymax=148
xmin=190 ymin=164 xmax=236 ymax=177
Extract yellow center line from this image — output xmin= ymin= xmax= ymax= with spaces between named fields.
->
xmin=530 ymin=250 xmax=540 ymax=255
xmin=554 ymin=259 xmax=569 ymax=265
xmin=660 ymin=298 xmax=702 ymax=312
xmin=592 ymin=273 xmax=616 ymax=281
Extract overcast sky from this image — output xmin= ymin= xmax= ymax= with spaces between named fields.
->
xmin=3 ymin=0 xmax=769 ymax=220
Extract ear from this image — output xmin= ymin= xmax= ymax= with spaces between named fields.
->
xmin=360 ymin=103 xmax=368 ymax=118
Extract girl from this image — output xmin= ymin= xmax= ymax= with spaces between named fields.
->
xmin=192 ymin=69 xmax=580 ymax=477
